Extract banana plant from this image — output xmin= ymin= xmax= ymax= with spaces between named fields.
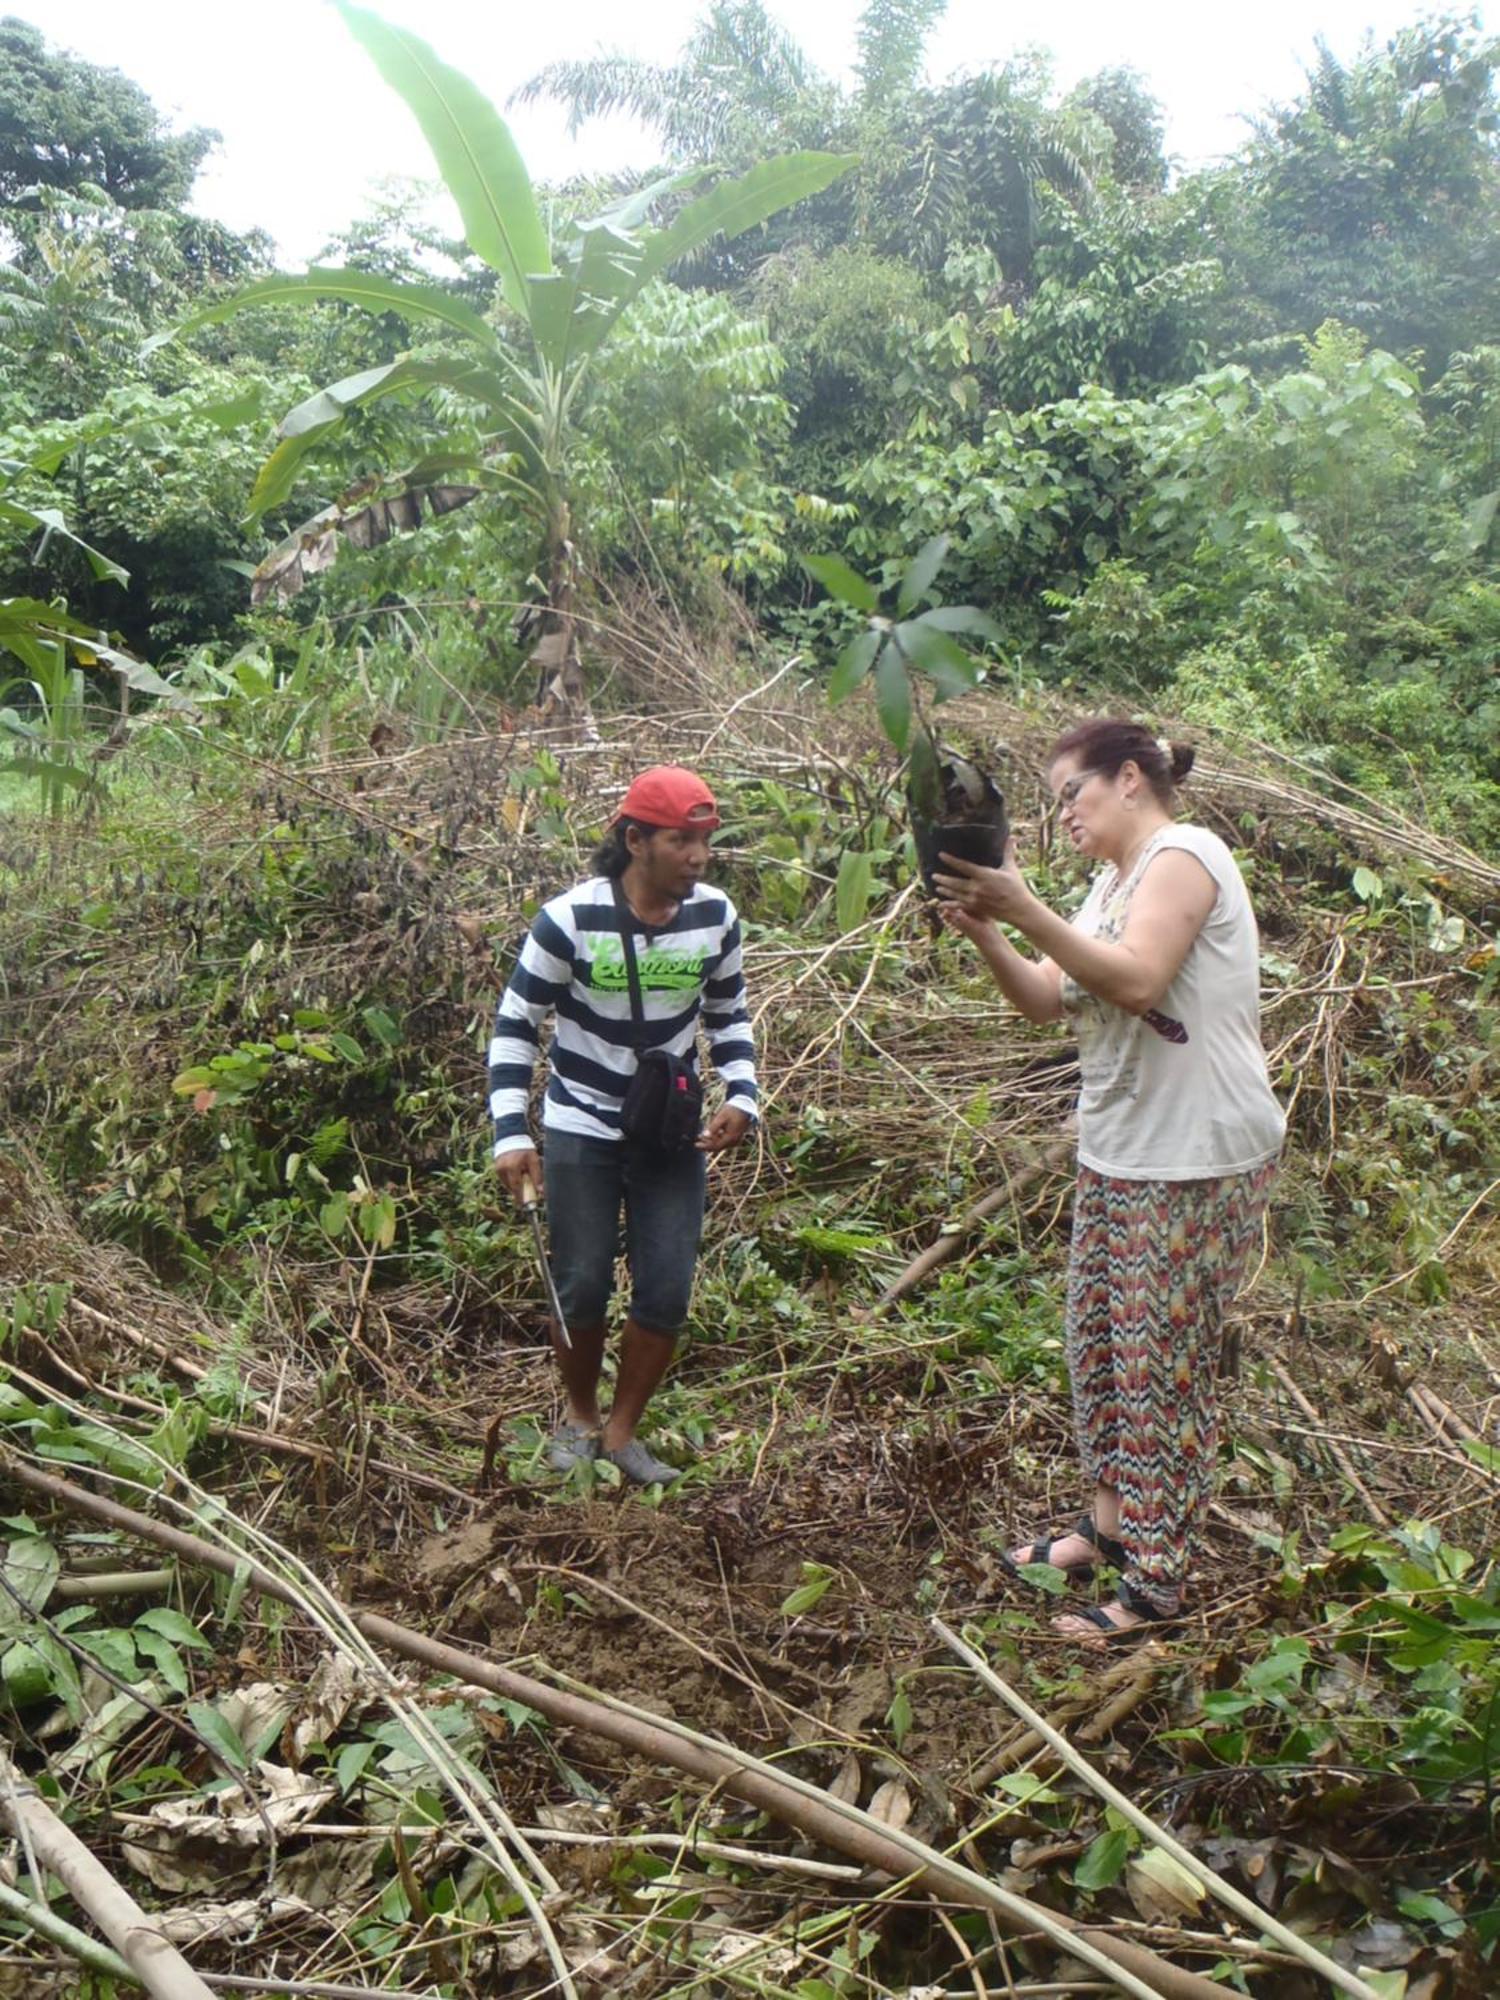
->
xmin=158 ymin=2 xmax=853 ymax=710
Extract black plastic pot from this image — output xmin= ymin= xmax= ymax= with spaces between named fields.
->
xmin=916 ymin=814 xmax=1008 ymax=894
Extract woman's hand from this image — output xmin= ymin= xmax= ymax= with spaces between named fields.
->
xmin=932 ymin=838 xmax=1035 ymax=928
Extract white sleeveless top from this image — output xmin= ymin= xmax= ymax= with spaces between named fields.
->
xmin=1059 ymin=824 xmax=1286 ymax=1181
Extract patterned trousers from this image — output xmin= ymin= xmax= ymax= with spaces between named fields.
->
xmin=1065 ymin=1160 xmax=1278 ymax=1614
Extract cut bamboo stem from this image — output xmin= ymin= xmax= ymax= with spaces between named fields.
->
xmin=0 ymin=1882 xmax=425 ymax=1997
xmin=53 ymin=1568 xmax=176 ymax=1600
xmin=872 ymin=1140 xmax=1072 ymax=1312
xmin=931 ymin=1617 xmax=1384 ymax=2000
xmin=1 ymin=1445 xmax=1228 ymax=2000
xmin=0 ymin=1744 xmax=215 ymax=2000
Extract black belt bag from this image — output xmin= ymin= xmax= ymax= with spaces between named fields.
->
xmin=612 ymin=881 xmax=703 ymax=1155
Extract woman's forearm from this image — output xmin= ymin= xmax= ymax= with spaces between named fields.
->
xmin=1009 ymin=901 xmax=1161 ymax=1014
xmin=970 ymin=922 xmax=1063 ymax=1023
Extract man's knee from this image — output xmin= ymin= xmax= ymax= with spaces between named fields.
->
xmin=626 ymin=1278 xmax=693 ymax=1335
xmin=553 ymin=1261 xmax=614 ymax=1329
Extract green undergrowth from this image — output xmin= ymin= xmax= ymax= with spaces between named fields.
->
xmin=0 ymin=701 xmax=1497 ymax=1987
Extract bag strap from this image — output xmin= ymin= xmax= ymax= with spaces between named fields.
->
xmin=609 ymin=877 xmax=647 ymax=1044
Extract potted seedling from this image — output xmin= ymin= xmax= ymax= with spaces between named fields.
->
xmin=804 ymin=536 xmax=1007 ymax=891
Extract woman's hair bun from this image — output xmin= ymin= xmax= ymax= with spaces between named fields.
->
xmin=1167 ymin=741 xmax=1196 ymax=784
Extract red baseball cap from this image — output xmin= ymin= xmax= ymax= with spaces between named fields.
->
xmin=614 ymin=766 xmax=720 ymax=831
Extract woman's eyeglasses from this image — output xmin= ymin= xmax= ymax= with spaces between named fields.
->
xmin=1053 ymin=768 xmax=1107 ymax=810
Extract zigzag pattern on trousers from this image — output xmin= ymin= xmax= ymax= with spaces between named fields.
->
xmin=1065 ymin=1159 xmax=1278 ymax=1615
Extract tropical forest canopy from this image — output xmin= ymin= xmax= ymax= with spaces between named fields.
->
xmin=1 ymin=1 xmax=1496 ymax=834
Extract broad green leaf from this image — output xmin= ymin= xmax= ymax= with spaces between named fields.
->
xmin=32 ymin=1634 xmax=83 ymax=1723
xmin=145 ymin=268 xmax=497 ymax=356
xmin=3 ymin=1536 xmax=59 ymax=1615
xmin=874 ymin=641 xmax=913 ymax=750
xmin=1395 ymin=1889 xmax=1466 ymax=1939
xmin=895 ymin=620 xmax=983 ymax=701
xmin=0 ymin=500 xmax=128 ymax=584
xmin=337 ymin=4 xmax=551 ymax=312
xmin=637 ymin=153 xmax=856 ymax=292
xmin=249 ymin=359 xmax=502 ymax=520
xmin=997 ymin=1771 xmax=1064 ymax=1804
xmin=1 ymin=756 xmax=95 ymax=796
xmin=186 ymin=1699 xmax=250 ymax=1772
xmin=828 ymin=630 xmax=880 ymax=701
xmin=132 ymin=1629 xmax=189 ymax=1697
xmin=897 ymin=534 xmax=949 ymax=614
xmin=1 ymin=1641 xmax=52 ymax=1707
xmin=803 ymin=554 xmax=878 ymax=612
xmin=528 ymin=226 xmax=650 ymax=375
xmin=916 ymin=604 xmax=1003 ymax=640
xmin=76 ymin=1627 xmax=138 ymax=1679
xmin=1015 ymin=1560 xmax=1068 ymax=1595
xmin=330 ymin=1034 xmax=364 ymax=1063
xmin=135 ymin=1607 xmax=212 ymax=1652
xmin=361 ymin=1005 xmax=401 ymax=1048
xmin=835 ymin=850 xmax=874 ymax=936
xmin=1075 ymin=1827 xmax=1131 ymax=1890
xmin=336 ymin=1737 xmax=377 ymax=1793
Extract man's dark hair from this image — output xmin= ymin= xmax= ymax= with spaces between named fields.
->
xmin=590 ymin=817 xmax=652 ymax=878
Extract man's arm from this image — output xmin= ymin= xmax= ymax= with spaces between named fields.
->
xmin=700 ymin=908 xmax=757 ymax=1151
xmin=489 ymin=906 xmax=573 ymax=1198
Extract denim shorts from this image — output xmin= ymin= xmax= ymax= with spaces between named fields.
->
xmin=542 ymin=1129 xmax=707 ymax=1334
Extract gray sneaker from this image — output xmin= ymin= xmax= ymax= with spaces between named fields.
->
xmin=602 ymin=1439 xmax=679 ymax=1485
xmin=546 ymin=1421 xmax=600 ymax=1472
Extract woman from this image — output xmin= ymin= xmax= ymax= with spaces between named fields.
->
xmin=935 ymin=720 xmax=1285 ymax=1641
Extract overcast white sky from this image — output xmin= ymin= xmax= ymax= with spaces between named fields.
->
xmin=13 ymin=1 xmax=1489 ymax=263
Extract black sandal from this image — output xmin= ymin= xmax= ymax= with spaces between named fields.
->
xmin=1002 ymin=1513 xmax=1127 ymax=1580
xmin=1067 ymin=1579 xmax=1179 ymax=1643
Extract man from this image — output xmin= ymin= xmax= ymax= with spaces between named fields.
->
xmin=489 ymin=766 xmax=758 ymax=1483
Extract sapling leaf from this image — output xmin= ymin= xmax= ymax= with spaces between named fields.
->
xmin=897 ymin=619 xmax=983 ymax=700
xmin=915 ymin=604 xmax=1003 ymax=639
xmin=896 ymin=533 xmax=949 ymax=614
xmin=828 ymin=629 xmax=880 ymax=702
xmin=803 ymin=553 xmax=879 ymax=612
xmin=874 ymin=642 xmax=912 ymax=749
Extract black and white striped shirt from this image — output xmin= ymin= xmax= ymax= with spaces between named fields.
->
xmin=488 ymin=876 xmax=758 ymax=1156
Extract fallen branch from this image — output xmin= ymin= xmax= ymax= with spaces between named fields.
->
xmin=932 ymin=1617 xmax=1384 ymax=2000
xmin=871 ymin=1140 xmax=1073 ymax=1313
xmin=2 ymin=1444 xmax=1231 ymax=2000
xmin=0 ymin=1743 xmax=215 ymax=2000
xmin=1268 ymin=1358 xmax=1391 ymax=1525
xmin=971 ymin=1649 xmax=1155 ymax=1786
